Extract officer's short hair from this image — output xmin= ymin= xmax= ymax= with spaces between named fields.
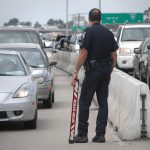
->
xmin=89 ymin=8 xmax=101 ymax=22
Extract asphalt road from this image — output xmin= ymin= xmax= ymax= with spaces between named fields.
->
xmin=0 ymin=68 xmax=150 ymax=150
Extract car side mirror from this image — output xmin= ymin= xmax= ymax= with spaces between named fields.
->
xmin=134 ymin=48 xmax=141 ymax=54
xmin=49 ymin=60 xmax=57 ymax=66
xmin=147 ymin=45 xmax=150 ymax=50
xmin=31 ymin=70 xmax=45 ymax=84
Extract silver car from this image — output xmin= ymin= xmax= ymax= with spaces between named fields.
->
xmin=0 ymin=50 xmax=42 ymax=129
xmin=0 ymin=27 xmax=44 ymax=48
xmin=0 ymin=43 xmax=56 ymax=108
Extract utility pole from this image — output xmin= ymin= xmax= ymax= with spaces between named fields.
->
xmin=66 ymin=0 xmax=69 ymax=34
xmin=99 ymin=0 xmax=101 ymax=10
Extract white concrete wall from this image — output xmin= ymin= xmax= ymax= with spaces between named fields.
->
xmin=108 ymin=69 xmax=150 ymax=140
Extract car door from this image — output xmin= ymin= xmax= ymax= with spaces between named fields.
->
xmin=133 ymin=47 xmax=141 ymax=76
xmin=145 ymin=40 xmax=150 ymax=76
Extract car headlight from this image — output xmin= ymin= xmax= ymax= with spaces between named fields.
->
xmin=119 ymin=48 xmax=131 ymax=55
xmin=13 ymin=84 xmax=30 ymax=98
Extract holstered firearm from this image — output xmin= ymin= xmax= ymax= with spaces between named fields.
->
xmin=84 ymin=58 xmax=112 ymax=71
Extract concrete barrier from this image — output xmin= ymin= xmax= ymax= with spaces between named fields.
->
xmin=54 ymin=50 xmax=150 ymax=140
xmin=108 ymin=69 xmax=150 ymax=140
xmin=54 ymin=50 xmax=77 ymax=74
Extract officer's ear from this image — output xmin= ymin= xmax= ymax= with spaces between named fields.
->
xmin=88 ymin=18 xmax=92 ymax=25
xmin=88 ymin=17 xmax=91 ymax=22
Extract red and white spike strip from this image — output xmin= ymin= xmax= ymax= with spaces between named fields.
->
xmin=69 ymin=79 xmax=79 ymax=144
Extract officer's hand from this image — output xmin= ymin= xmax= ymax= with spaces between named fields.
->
xmin=71 ymin=73 xmax=78 ymax=88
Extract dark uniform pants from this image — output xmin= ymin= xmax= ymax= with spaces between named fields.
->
xmin=78 ymin=64 xmax=112 ymax=137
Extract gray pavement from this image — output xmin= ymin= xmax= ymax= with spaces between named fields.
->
xmin=0 ymin=68 xmax=150 ymax=150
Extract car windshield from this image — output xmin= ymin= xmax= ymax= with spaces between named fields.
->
xmin=121 ymin=28 xmax=150 ymax=42
xmin=0 ymin=31 xmax=40 ymax=45
xmin=0 ymin=54 xmax=26 ymax=76
xmin=19 ymin=48 xmax=46 ymax=68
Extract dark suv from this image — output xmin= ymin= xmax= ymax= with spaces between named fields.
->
xmin=133 ymin=37 xmax=150 ymax=85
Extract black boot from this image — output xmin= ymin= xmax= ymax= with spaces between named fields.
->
xmin=92 ymin=135 xmax=105 ymax=143
xmin=74 ymin=134 xmax=88 ymax=143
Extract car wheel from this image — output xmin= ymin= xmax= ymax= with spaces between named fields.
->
xmin=24 ymin=110 xmax=37 ymax=129
xmin=146 ymin=69 xmax=150 ymax=87
xmin=51 ymin=80 xmax=55 ymax=103
xmin=133 ymin=69 xmax=137 ymax=78
xmin=52 ymin=90 xmax=54 ymax=103
xmin=43 ymin=92 xmax=52 ymax=108
xmin=139 ymin=63 xmax=145 ymax=82
xmin=139 ymin=69 xmax=143 ymax=81
xmin=140 ymin=63 xmax=147 ymax=82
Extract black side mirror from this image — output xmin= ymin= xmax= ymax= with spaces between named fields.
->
xmin=147 ymin=45 xmax=150 ymax=50
xmin=134 ymin=48 xmax=141 ymax=54
xmin=49 ymin=60 xmax=57 ymax=66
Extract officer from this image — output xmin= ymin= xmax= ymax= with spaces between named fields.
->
xmin=71 ymin=8 xmax=118 ymax=143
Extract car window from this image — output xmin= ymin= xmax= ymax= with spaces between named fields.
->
xmin=0 ymin=31 xmax=30 ymax=43
xmin=121 ymin=28 xmax=150 ymax=42
xmin=0 ymin=30 xmax=42 ymax=46
xmin=28 ymin=31 xmax=42 ymax=46
xmin=0 ymin=54 xmax=26 ymax=76
xmin=19 ymin=48 xmax=46 ymax=68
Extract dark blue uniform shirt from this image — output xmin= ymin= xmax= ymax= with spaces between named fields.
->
xmin=81 ymin=23 xmax=118 ymax=61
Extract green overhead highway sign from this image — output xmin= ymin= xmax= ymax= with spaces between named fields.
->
xmin=71 ymin=26 xmax=86 ymax=32
xmin=102 ymin=13 xmax=143 ymax=24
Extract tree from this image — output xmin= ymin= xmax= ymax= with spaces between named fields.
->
xmin=3 ymin=22 xmax=8 ymax=26
xmin=47 ymin=18 xmax=65 ymax=29
xmin=144 ymin=8 xmax=150 ymax=23
xmin=24 ymin=21 xmax=32 ymax=26
xmin=68 ymin=21 xmax=74 ymax=28
xmin=47 ymin=19 xmax=55 ymax=26
xmin=57 ymin=19 xmax=65 ymax=29
xmin=34 ymin=22 xmax=42 ymax=28
xmin=20 ymin=21 xmax=32 ymax=26
xmin=8 ymin=18 xmax=19 ymax=26
xmin=4 ymin=18 xmax=19 ymax=26
xmin=144 ymin=10 xmax=149 ymax=16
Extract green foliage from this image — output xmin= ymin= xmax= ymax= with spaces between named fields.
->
xmin=4 ymin=18 xmax=19 ymax=26
xmin=34 ymin=22 xmax=42 ymax=28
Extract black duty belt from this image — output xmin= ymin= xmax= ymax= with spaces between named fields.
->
xmin=84 ymin=59 xmax=112 ymax=71
xmin=95 ymin=61 xmax=112 ymax=66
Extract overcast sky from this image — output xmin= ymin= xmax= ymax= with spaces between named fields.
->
xmin=0 ymin=0 xmax=149 ymax=26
